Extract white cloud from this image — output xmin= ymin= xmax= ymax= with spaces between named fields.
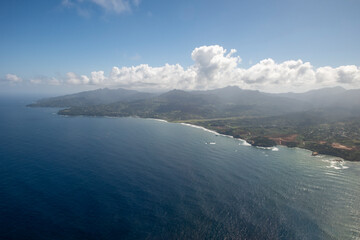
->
xmin=335 ymin=65 xmax=360 ymax=84
xmin=114 ymin=64 xmax=196 ymax=89
xmin=66 ymin=71 xmax=105 ymax=85
xmin=5 ymin=74 xmax=22 ymax=83
xmin=91 ymin=0 xmax=131 ymax=13
xmin=90 ymin=71 xmax=106 ymax=84
xmin=62 ymin=0 xmax=135 ymax=15
xmin=191 ymin=45 xmax=241 ymax=89
xmin=66 ymin=72 xmax=92 ymax=85
xmin=66 ymin=72 xmax=81 ymax=85
xmin=240 ymin=59 xmax=317 ymax=92
xmin=26 ymin=45 xmax=360 ymax=92
xmin=315 ymin=65 xmax=360 ymax=87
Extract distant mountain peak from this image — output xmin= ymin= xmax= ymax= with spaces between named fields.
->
xmin=306 ymin=86 xmax=346 ymax=93
xmin=160 ymin=89 xmax=188 ymax=97
xmin=221 ymin=85 xmax=241 ymax=90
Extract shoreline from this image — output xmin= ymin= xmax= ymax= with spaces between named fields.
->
xmin=55 ymin=111 xmax=352 ymax=162
xmin=145 ymin=117 xmax=346 ymax=161
xmin=178 ymin=122 xmax=343 ymax=160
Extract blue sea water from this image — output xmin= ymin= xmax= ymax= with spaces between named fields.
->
xmin=0 ymin=96 xmax=360 ymax=240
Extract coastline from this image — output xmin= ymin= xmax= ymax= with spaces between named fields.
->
xmin=145 ymin=117 xmax=346 ymax=161
xmin=177 ymin=121 xmax=344 ymax=160
xmin=54 ymin=110 xmax=354 ymax=162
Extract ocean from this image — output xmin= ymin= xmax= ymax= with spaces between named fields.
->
xmin=1 ymin=96 xmax=360 ymax=240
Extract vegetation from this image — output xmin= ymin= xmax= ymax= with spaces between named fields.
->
xmin=29 ymin=86 xmax=360 ymax=161
xmin=27 ymin=88 xmax=154 ymax=107
xmin=247 ymin=136 xmax=277 ymax=148
xmin=184 ymin=114 xmax=360 ymax=161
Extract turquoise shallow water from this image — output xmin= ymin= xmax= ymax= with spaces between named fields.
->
xmin=1 ymin=96 xmax=360 ymax=239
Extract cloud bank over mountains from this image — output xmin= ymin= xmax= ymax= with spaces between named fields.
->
xmin=4 ymin=45 xmax=360 ymax=92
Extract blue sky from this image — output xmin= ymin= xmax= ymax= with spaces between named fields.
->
xmin=1 ymin=0 xmax=360 ymax=94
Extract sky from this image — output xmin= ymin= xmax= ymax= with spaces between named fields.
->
xmin=0 ymin=0 xmax=360 ymax=94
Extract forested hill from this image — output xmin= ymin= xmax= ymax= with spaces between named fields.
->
xmin=29 ymin=86 xmax=360 ymax=115
xmin=277 ymin=86 xmax=360 ymax=109
xmin=27 ymin=88 xmax=155 ymax=107
xmin=54 ymin=87 xmax=311 ymax=119
xmin=29 ymin=86 xmax=359 ymax=120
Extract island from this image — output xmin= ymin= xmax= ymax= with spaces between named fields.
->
xmin=28 ymin=86 xmax=360 ymax=161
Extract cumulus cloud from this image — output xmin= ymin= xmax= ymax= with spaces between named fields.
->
xmin=240 ymin=59 xmax=317 ymax=92
xmin=65 ymin=71 xmax=106 ymax=85
xmin=24 ymin=45 xmax=360 ymax=92
xmin=66 ymin=72 xmax=91 ymax=85
xmin=90 ymin=71 xmax=106 ymax=84
xmin=108 ymin=64 xmax=196 ymax=89
xmin=94 ymin=45 xmax=360 ymax=92
xmin=4 ymin=74 xmax=22 ymax=83
xmin=191 ymin=45 xmax=241 ymax=89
